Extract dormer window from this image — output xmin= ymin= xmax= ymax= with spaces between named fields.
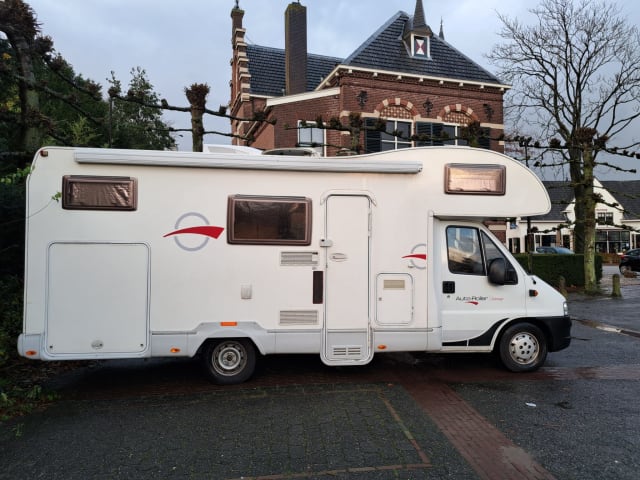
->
xmin=412 ymin=35 xmax=430 ymax=58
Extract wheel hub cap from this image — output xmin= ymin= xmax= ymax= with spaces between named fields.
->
xmin=215 ymin=344 xmax=245 ymax=374
xmin=509 ymin=332 xmax=539 ymax=364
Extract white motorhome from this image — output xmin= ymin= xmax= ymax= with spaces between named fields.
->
xmin=18 ymin=146 xmax=571 ymax=384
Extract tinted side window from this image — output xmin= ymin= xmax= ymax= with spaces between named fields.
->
xmin=62 ymin=175 xmax=137 ymax=211
xmin=227 ymin=196 xmax=311 ymax=245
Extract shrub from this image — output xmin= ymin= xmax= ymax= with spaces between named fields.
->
xmin=514 ymin=253 xmax=603 ymax=288
xmin=0 ymin=275 xmax=23 ymax=369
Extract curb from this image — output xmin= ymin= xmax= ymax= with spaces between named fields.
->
xmin=572 ymin=317 xmax=640 ymax=339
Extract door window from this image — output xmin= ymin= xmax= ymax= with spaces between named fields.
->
xmin=446 ymin=226 xmax=518 ymax=284
xmin=447 ymin=227 xmax=484 ymax=275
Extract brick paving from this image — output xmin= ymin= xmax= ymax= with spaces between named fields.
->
xmin=18 ymin=350 xmax=637 ymax=480
xmin=3 ymin=269 xmax=640 ymax=479
xmin=400 ymin=377 xmax=555 ymax=480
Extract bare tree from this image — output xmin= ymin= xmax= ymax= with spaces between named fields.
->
xmin=489 ymin=0 xmax=640 ymax=293
xmin=185 ymin=83 xmax=209 ymax=152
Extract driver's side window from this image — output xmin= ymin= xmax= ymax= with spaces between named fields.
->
xmin=447 ymin=227 xmax=484 ymax=275
xmin=446 ymin=226 xmax=518 ymax=284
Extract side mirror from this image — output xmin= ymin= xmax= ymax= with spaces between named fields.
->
xmin=488 ymin=258 xmax=506 ymax=285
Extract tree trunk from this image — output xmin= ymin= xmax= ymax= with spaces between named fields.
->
xmin=190 ymin=107 xmax=204 ymax=153
xmin=582 ymin=146 xmax=598 ymax=294
xmin=569 ymin=148 xmax=585 ymax=254
xmin=185 ymin=84 xmax=209 ymax=152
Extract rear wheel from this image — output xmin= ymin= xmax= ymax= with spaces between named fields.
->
xmin=619 ymin=264 xmax=630 ymax=274
xmin=499 ymin=323 xmax=547 ymax=372
xmin=202 ymin=338 xmax=256 ymax=384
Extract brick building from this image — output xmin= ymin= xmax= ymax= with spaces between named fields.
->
xmin=229 ymin=1 xmax=509 ymax=155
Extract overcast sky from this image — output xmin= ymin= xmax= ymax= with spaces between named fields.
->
xmin=17 ymin=1 xmax=640 ymax=178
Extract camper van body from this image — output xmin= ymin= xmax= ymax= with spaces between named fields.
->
xmin=19 ymin=146 xmax=570 ymax=383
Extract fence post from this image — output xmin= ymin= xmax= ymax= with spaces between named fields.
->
xmin=611 ymin=274 xmax=622 ymax=298
xmin=558 ymin=275 xmax=567 ymax=298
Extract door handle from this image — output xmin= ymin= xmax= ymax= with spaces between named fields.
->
xmin=330 ymin=253 xmax=348 ymax=262
xmin=442 ymin=281 xmax=455 ymax=294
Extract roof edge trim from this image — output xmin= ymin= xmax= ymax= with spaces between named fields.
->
xmin=266 ymin=87 xmax=341 ymax=107
xmin=316 ymin=65 xmax=510 ymax=91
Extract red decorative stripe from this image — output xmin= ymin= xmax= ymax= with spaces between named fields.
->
xmin=402 ymin=254 xmax=427 ymax=260
xmin=164 ymin=226 xmax=224 ymax=239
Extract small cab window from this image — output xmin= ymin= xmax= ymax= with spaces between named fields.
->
xmin=446 ymin=226 xmax=518 ymax=284
xmin=227 ymin=195 xmax=311 ymax=245
xmin=447 ymin=227 xmax=484 ymax=275
xmin=62 ymin=176 xmax=137 ymax=211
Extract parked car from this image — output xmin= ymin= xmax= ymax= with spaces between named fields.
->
xmin=619 ymin=248 xmax=640 ymax=274
xmin=535 ymin=246 xmax=574 ymax=254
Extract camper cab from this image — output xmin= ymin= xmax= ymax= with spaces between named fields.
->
xmin=19 ymin=146 xmax=571 ymax=384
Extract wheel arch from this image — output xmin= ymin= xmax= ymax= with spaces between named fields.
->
xmin=495 ymin=319 xmax=550 ymax=372
xmin=189 ymin=322 xmax=273 ymax=358
xmin=493 ymin=317 xmax=552 ymax=352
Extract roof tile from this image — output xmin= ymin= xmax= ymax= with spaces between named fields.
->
xmin=245 ymin=9 xmax=503 ymax=97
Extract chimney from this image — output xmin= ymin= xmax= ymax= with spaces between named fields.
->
xmin=231 ymin=2 xmax=244 ymax=32
xmin=284 ymin=2 xmax=307 ymax=95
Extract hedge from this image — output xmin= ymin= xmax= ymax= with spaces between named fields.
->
xmin=513 ymin=253 xmax=603 ymax=288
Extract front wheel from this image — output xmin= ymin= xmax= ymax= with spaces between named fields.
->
xmin=202 ymin=338 xmax=256 ymax=385
xmin=619 ymin=264 xmax=630 ymax=275
xmin=498 ymin=323 xmax=547 ymax=372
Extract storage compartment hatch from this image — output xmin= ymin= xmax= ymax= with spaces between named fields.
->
xmin=45 ymin=243 xmax=149 ymax=356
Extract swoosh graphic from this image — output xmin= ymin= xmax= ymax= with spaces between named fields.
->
xmin=466 ymin=301 xmax=479 ymax=306
xmin=164 ymin=226 xmax=224 ymax=239
xmin=402 ymin=254 xmax=427 ymax=260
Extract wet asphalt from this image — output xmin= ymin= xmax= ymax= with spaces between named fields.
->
xmin=1 ymin=265 xmax=639 ymax=480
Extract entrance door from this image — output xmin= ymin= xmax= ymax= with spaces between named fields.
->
xmin=322 ymin=195 xmax=372 ymax=365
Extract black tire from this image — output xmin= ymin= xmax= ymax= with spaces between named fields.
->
xmin=498 ymin=323 xmax=547 ymax=372
xmin=202 ymin=338 xmax=256 ymax=385
xmin=619 ymin=264 xmax=630 ymax=275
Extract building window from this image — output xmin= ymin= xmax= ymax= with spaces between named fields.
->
xmin=364 ymin=119 xmax=490 ymax=153
xmin=381 ymin=120 xmax=412 ymax=151
xmin=536 ymin=234 xmax=557 ymax=248
xmin=416 ymin=122 xmax=448 ymax=146
xmin=412 ymin=35 xmax=430 ymax=58
xmin=227 ymin=195 xmax=311 ymax=245
xmin=596 ymin=211 xmax=614 ymax=225
xmin=595 ymin=229 xmax=630 ymax=253
xmin=416 ymin=122 xmax=490 ymax=149
xmin=297 ymin=121 xmax=324 ymax=155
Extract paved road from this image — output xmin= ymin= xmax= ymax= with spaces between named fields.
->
xmin=569 ymin=265 xmax=640 ymax=334
xmin=1 ymin=267 xmax=639 ymax=479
